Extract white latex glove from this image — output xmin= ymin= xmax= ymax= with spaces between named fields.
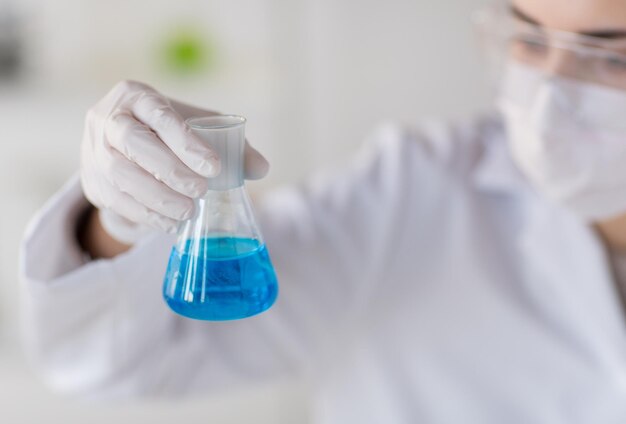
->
xmin=80 ymin=80 xmax=269 ymax=244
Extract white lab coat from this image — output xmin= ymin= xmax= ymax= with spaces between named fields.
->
xmin=20 ymin=114 xmax=626 ymax=423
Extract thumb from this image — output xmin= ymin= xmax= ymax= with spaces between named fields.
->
xmin=244 ymin=141 xmax=270 ymax=180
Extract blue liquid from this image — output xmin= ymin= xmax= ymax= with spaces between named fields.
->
xmin=163 ymin=237 xmax=278 ymax=321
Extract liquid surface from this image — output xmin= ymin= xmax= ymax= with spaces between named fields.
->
xmin=163 ymin=237 xmax=278 ymax=321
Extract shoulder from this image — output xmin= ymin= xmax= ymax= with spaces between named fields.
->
xmin=260 ymin=112 xmax=507 ymax=219
xmin=356 ymin=112 xmax=505 ymax=184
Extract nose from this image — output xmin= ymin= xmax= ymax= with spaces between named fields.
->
xmin=543 ymin=47 xmax=581 ymax=79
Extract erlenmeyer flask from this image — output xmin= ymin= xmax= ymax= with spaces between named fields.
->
xmin=163 ymin=115 xmax=278 ymax=321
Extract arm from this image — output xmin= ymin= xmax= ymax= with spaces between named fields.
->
xmin=20 ymin=125 xmax=409 ymax=399
xmin=77 ymin=206 xmax=131 ymax=259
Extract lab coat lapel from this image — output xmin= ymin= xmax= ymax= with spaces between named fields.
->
xmin=518 ymin=198 xmax=626 ymax=374
xmin=473 ymin=117 xmax=626 ymax=377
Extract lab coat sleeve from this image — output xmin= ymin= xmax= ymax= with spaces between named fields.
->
xmin=20 ymin=122 xmax=462 ymax=400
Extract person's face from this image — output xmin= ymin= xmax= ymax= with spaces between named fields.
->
xmin=514 ymin=0 xmax=626 ymax=33
xmin=509 ymin=0 xmax=626 ymax=88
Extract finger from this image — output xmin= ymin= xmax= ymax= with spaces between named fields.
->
xmin=244 ymin=141 xmax=270 ymax=180
xmin=105 ymin=112 xmax=209 ymax=198
xmin=99 ymin=179 xmax=179 ymax=233
xmin=130 ymin=93 xmax=220 ymax=178
xmin=99 ymin=145 xmax=196 ymax=221
xmin=169 ymin=98 xmax=218 ymax=120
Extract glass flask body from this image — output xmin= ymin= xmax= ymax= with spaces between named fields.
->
xmin=162 ymin=116 xmax=278 ymax=321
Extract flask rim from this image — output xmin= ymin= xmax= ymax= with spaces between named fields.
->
xmin=186 ymin=115 xmax=246 ymax=130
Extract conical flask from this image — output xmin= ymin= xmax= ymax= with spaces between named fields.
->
xmin=163 ymin=115 xmax=278 ymax=321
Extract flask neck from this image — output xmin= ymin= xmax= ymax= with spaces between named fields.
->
xmin=179 ymin=185 xmax=261 ymax=243
xmin=187 ymin=116 xmax=246 ymax=191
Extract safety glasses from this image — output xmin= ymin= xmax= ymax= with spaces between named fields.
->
xmin=473 ymin=3 xmax=626 ymax=90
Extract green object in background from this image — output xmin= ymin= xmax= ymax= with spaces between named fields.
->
xmin=159 ymin=25 xmax=217 ymax=75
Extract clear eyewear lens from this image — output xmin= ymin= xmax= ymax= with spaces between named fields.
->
xmin=473 ymin=5 xmax=626 ymax=89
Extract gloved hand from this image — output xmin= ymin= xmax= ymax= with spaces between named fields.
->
xmin=80 ymin=80 xmax=269 ymax=244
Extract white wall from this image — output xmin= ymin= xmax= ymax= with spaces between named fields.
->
xmin=0 ymin=0 xmax=490 ymax=422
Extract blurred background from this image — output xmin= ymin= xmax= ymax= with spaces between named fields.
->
xmin=0 ymin=0 xmax=491 ymax=422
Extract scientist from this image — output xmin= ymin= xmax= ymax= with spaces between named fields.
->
xmin=19 ymin=0 xmax=626 ymax=422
